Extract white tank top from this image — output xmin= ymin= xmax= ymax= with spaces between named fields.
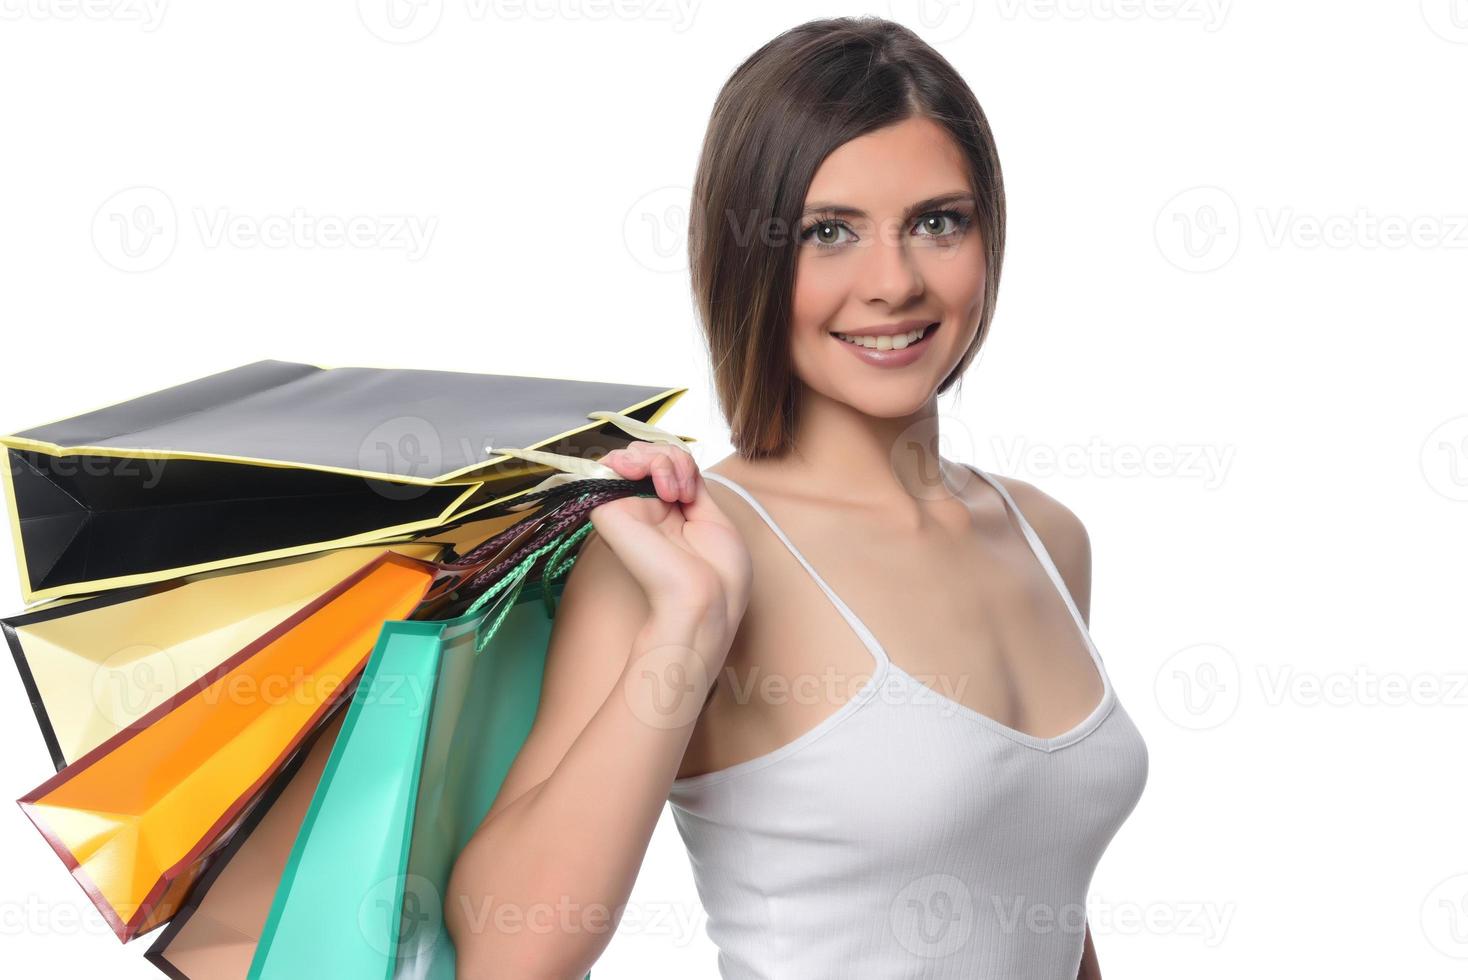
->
xmin=666 ymin=465 xmax=1148 ymax=979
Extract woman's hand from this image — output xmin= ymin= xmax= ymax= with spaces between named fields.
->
xmin=588 ymin=441 xmax=750 ymax=661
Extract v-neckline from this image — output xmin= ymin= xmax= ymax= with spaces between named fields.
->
xmin=702 ymin=463 xmax=1115 ymax=754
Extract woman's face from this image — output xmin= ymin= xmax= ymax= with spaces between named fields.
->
xmin=789 ymin=114 xmax=987 ymax=418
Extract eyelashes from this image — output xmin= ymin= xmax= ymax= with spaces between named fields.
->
xmin=798 ymin=208 xmax=975 ymax=249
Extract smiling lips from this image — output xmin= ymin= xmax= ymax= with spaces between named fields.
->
xmin=831 ymin=320 xmax=939 ymax=364
xmin=834 ymin=323 xmax=934 ymax=350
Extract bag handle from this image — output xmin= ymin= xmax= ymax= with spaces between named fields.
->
xmin=468 ymin=411 xmax=688 ymax=648
xmin=491 ymin=410 xmax=693 ymax=503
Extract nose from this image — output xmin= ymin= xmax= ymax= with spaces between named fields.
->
xmin=857 ymin=225 xmax=923 ymax=308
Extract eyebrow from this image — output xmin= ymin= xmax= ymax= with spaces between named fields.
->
xmin=800 ymin=191 xmax=975 ymax=220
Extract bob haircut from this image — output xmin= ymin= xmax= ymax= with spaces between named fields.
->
xmin=688 ymin=16 xmax=1006 ymax=459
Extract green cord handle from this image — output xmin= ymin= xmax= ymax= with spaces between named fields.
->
xmin=467 ymin=520 xmax=596 ymax=652
xmin=539 ymin=522 xmax=594 ymax=619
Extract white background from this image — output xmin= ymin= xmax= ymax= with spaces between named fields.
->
xmin=2 ymin=1 xmax=1466 ymax=976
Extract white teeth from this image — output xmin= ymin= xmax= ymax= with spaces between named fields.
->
xmin=834 ymin=325 xmax=931 ymax=350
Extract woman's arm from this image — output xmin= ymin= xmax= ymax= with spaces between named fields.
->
xmin=1078 ymin=924 xmax=1101 ymax=979
xmin=445 ymin=527 xmax=728 ymax=979
xmin=446 ymin=446 xmax=746 ymax=980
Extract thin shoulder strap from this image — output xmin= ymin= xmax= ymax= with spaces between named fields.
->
xmin=962 ymin=463 xmax=1099 ymax=658
xmin=702 ymin=472 xmax=888 ymax=664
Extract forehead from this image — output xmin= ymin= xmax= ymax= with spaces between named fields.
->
xmin=805 ymin=116 xmax=970 ymax=208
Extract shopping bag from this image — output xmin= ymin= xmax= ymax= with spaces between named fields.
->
xmin=2 ymin=416 xmax=672 ymax=770
xmin=1 ymin=359 xmax=688 ymax=601
xmin=143 ymin=462 xmax=654 ymax=979
xmin=249 ymin=413 xmax=690 ymax=980
xmin=3 ymin=540 xmax=445 ymax=770
xmin=16 ymin=551 xmax=438 ymax=941
xmin=143 ymin=702 xmax=349 ymax=980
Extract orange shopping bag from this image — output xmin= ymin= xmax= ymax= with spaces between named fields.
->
xmin=16 ymin=551 xmax=436 ymax=942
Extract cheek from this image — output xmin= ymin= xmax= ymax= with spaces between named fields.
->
xmin=917 ymin=241 xmax=987 ymax=318
xmin=791 ymin=252 xmax=851 ymax=332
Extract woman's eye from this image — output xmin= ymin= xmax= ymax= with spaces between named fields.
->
xmin=802 ymin=220 xmax=854 ymax=247
xmin=913 ymin=210 xmax=967 ymax=239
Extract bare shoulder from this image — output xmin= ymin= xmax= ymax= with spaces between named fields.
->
xmin=984 ymin=472 xmax=1094 ymax=619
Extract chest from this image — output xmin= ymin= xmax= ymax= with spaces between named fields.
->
xmin=689 ymin=687 xmax=1150 ymax=867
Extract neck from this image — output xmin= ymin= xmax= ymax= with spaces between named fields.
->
xmin=760 ymin=383 xmax=959 ymax=510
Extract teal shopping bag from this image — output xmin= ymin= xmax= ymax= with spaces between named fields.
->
xmin=249 ymin=408 xmax=692 ymax=980
xmin=249 ymin=524 xmax=596 ymax=980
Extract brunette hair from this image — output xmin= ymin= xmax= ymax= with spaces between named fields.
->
xmin=688 ymin=16 xmax=1006 ymax=459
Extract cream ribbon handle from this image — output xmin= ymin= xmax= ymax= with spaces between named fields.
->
xmin=489 ymin=410 xmax=693 ymax=501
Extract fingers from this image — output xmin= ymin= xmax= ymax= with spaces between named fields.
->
xmin=600 ymin=442 xmax=700 ymax=504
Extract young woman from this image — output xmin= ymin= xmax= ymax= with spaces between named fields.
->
xmin=447 ymin=16 xmax=1147 ymax=979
